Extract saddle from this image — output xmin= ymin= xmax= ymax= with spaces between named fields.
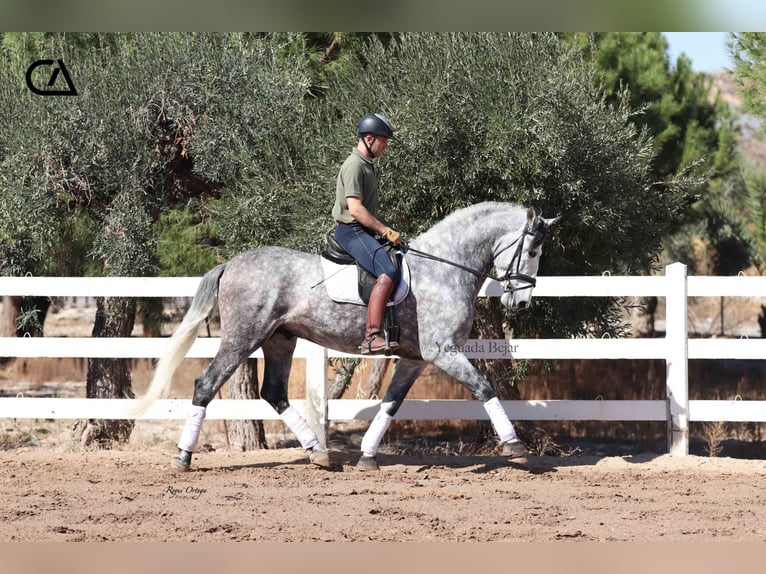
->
xmin=322 ymin=232 xmax=404 ymax=305
xmin=321 ymin=232 xmax=403 ymax=351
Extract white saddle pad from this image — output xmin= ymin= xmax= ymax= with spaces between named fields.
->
xmin=319 ymin=255 xmax=410 ymax=306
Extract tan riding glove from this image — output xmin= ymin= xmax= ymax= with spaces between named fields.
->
xmin=382 ymin=227 xmax=403 ymax=246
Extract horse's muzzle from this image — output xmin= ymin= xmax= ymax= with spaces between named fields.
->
xmin=501 ymin=288 xmax=533 ymax=310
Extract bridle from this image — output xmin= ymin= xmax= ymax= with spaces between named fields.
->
xmin=496 ymin=217 xmax=547 ymax=293
xmin=402 ymin=219 xmax=546 ymax=295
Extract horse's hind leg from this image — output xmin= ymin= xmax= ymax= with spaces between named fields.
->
xmin=356 ymin=359 xmax=426 ymax=471
xmin=260 ymin=331 xmax=331 ymax=468
xmin=172 ymin=341 xmax=256 ymax=471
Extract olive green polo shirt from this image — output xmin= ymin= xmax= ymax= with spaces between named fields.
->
xmin=332 ymin=149 xmax=378 ymax=224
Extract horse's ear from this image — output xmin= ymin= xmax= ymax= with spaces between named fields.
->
xmin=526 ymin=207 xmax=537 ymax=226
xmin=543 ymin=215 xmax=560 ymax=228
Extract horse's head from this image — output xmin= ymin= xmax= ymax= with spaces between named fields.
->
xmin=495 ymin=207 xmax=558 ymax=310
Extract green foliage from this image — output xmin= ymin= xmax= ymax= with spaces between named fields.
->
xmin=579 ymin=33 xmax=734 ymax=182
xmin=0 ymin=33 xmax=161 ymax=278
xmin=330 ymin=34 xmax=688 ymax=271
xmin=156 ymin=204 xmax=219 ymax=276
xmin=0 ymin=165 xmax=60 ymax=275
xmin=740 ymin=171 xmax=766 ymax=273
xmin=0 ymin=33 xmax=329 ymax=277
xmin=731 ymin=32 xmax=766 ymax=118
xmin=703 ymin=169 xmax=766 ymax=276
xmin=726 ymin=33 xmax=766 ymax=276
xmin=664 ymin=32 xmax=766 ymax=277
xmin=136 ymin=32 xmax=336 ymax=256
xmin=92 ymin=186 xmax=157 ymax=277
xmin=577 ymin=33 xmax=742 ymax=276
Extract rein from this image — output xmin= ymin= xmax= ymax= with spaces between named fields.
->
xmin=402 ymin=224 xmax=541 ymax=292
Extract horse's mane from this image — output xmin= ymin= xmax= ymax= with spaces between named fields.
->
xmin=413 ymin=201 xmax=526 ymax=247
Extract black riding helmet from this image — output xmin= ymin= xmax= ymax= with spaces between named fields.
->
xmin=356 ymin=113 xmax=394 ymax=159
xmin=355 ymin=113 xmax=395 ymax=140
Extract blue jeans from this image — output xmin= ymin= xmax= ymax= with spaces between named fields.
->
xmin=334 ymin=222 xmax=400 ymax=283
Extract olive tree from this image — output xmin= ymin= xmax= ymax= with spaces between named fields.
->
xmin=330 ymin=33 xmax=693 ymax=325
xmin=0 ymin=33 xmax=320 ymax=446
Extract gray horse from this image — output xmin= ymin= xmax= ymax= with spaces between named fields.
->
xmin=134 ymin=201 xmax=557 ymax=471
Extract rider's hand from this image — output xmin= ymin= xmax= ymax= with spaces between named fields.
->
xmin=383 ymin=227 xmax=403 ymax=246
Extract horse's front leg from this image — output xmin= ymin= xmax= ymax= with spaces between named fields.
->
xmin=431 ymin=350 xmax=528 ymax=463
xmin=356 ymin=359 xmax=426 ymax=471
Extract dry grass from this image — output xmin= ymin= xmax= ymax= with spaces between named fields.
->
xmin=701 ymin=421 xmax=727 ymax=457
xmin=0 ymin=418 xmax=58 ymax=450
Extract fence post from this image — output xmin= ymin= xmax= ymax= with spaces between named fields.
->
xmin=665 ymin=262 xmax=689 ymax=456
xmin=303 ymin=342 xmax=328 ymax=447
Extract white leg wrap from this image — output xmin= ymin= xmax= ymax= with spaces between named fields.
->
xmin=483 ymin=397 xmax=517 ymax=443
xmin=177 ymin=405 xmax=206 ymax=452
xmin=360 ymin=410 xmax=393 ymax=457
xmin=280 ymin=406 xmax=319 ymax=449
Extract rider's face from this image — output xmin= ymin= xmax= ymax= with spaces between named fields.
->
xmin=365 ymin=135 xmax=389 ymax=158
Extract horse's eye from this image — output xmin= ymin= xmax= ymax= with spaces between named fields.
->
xmin=528 ymin=250 xmax=538 ymax=258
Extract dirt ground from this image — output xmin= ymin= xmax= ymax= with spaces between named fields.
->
xmin=2 ymin=422 xmax=766 ymax=543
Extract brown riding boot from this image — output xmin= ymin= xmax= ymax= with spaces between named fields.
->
xmin=360 ymin=274 xmax=398 ymax=355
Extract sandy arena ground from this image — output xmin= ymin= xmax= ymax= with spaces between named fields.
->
xmin=2 ymin=429 xmax=766 ymax=543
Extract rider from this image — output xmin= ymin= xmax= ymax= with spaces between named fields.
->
xmin=332 ymin=112 xmax=404 ymax=354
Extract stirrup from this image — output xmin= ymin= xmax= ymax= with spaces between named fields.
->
xmin=360 ymin=333 xmax=385 ymax=355
xmin=360 ymin=333 xmax=399 ymax=355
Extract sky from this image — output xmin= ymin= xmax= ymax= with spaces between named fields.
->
xmin=664 ymin=32 xmax=733 ymax=73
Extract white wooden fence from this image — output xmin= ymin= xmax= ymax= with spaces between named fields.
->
xmin=2 ymin=261 xmax=766 ymax=456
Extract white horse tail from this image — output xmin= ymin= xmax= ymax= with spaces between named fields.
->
xmin=132 ymin=263 xmax=227 ymax=417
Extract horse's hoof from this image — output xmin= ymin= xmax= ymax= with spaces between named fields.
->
xmin=357 ymin=455 xmax=380 ymax=471
xmin=309 ymin=447 xmax=331 ymax=468
xmin=501 ymin=439 xmax=528 ymax=464
xmin=171 ymin=449 xmax=192 ymax=472
xmin=171 ymin=456 xmax=191 ymax=472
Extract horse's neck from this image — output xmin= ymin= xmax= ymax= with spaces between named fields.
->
xmin=411 ymin=204 xmax=523 ymax=272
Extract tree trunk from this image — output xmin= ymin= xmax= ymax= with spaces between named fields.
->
xmin=70 ymin=296 xmax=137 ymax=448
xmin=357 ymin=359 xmax=389 ymax=399
xmin=0 ymin=296 xmax=21 ymax=338
xmin=628 ymin=296 xmax=657 ymax=337
xmin=328 ymin=358 xmax=360 ymax=399
xmin=227 ymin=358 xmax=268 ymax=450
xmin=0 ymin=296 xmax=21 ymax=365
